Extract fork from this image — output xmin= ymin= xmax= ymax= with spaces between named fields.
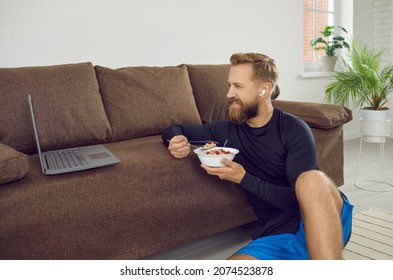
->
xmin=188 ymin=144 xmax=214 ymax=150
xmin=167 ymin=139 xmax=222 ymax=150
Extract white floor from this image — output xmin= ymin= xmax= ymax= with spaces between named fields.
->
xmin=340 ymin=137 xmax=393 ymax=212
xmin=146 ymin=137 xmax=393 ymax=260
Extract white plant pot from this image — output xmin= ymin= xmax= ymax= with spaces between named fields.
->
xmin=360 ymin=107 xmax=390 ymax=122
xmin=360 ymin=120 xmax=390 ymax=143
xmin=319 ymin=56 xmax=338 ymax=72
xmin=360 ymin=108 xmax=391 ymax=143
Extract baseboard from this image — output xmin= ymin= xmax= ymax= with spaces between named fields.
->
xmin=144 ymin=221 xmax=259 ymax=260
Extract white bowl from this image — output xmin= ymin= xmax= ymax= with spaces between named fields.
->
xmin=194 ymin=147 xmax=239 ymax=167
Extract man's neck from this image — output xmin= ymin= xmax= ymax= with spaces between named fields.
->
xmin=246 ymin=104 xmax=274 ymax=128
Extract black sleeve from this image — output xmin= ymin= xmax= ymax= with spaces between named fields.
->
xmin=239 ymin=173 xmax=299 ymax=213
xmin=161 ymin=121 xmax=230 ymax=147
xmin=239 ymin=119 xmax=317 ymax=213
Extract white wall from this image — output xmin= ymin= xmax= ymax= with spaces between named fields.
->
xmin=373 ymin=0 xmax=393 ymax=64
xmin=346 ymin=0 xmax=375 ymax=140
xmin=349 ymin=0 xmax=393 ymax=138
xmin=0 ymin=0 xmax=304 ymax=70
xmin=0 ymin=0 xmax=375 ymax=140
xmin=372 ymin=0 xmax=393 ymax=132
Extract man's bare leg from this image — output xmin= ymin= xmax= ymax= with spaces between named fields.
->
xmin=295 ymin=170 xmax=344 ymax=259
xmin=228 ymin=170 xmax=343 ymax=260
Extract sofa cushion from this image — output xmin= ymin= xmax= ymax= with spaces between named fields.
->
xmin=0 ymin=136 xmax=256 ymax=259
xmin=0 ymin=143 xmax=29 ymax=185
xmin=95 ymin=65 xmax=202 ymax=142
xmin=272 ymin=100 xmax=353 ymax=129
xmin=0 ymin=62 xmax=112 ymax=154
xmin=186 ymin=64 xmax=231 ymax=123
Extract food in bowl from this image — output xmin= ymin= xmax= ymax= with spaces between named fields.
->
xmin=204 ymin=148 xmax=232 ymax=155
xmin=194 ymin=147 xmax=239 ymax=167
xmin=202 ymin=141 xmax=217 ymax=149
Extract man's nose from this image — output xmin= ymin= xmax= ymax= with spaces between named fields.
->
xmin=227 ymin=87 xmax=235 ymax=98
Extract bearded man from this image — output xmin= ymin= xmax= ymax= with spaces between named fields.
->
xmin=161 ymin=52 xmax=353 ymax=260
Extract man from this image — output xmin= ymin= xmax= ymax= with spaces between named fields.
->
xmin=161 ymin=53 xmax=353 ymax=260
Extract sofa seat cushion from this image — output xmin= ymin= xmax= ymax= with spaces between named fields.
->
xmin=0 ymin=136 xmax=256 ymax=259
xmin=0 ymin=62 xmax=112 ymax=154
xmin=95 ymin=65 xmax=202 ymax=142
xmin=0 ymin=143 xmax=29 ymax=185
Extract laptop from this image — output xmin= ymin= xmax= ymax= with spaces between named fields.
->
xmin=28 ymin=95 xmax=120 ymax=175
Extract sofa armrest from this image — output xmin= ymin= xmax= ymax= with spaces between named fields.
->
xmin=272 ymin=100 xmax=352 ymax=129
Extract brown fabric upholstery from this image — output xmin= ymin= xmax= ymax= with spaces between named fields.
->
xmin=272 ymin=100 xmax=353 ymax=129
xmin=0 ymin=62 xmax=352 ymax=260
xmin=0 ymin=143 xmax=29 ymax=185
xmin=0 ymin=136 xmax=256 ymax=259
xmin=186 ymin=64 xmax=231 ymax=123
xmin=311 ymin=126 xmax=345 ymax=186
xmin=0 ymin=63 xmax=112 ymax=154
xmin=95 ymin=65 xmax=202 ymax=142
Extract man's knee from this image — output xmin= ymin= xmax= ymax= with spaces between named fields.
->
xmin=296 ymin=170 xmax=335 ymax=200
xmin=295 ymin=170 xmax=342 ymax=211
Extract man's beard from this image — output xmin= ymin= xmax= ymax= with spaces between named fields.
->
xmin=227 ymin=97 xmax=258 ymax=125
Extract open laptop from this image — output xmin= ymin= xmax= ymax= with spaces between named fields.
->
xmin=28 ymin=95 xmax=120 ymax=175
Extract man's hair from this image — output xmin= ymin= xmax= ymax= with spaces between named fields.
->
xmin=230 ymin=52 xmax=280 ymax=99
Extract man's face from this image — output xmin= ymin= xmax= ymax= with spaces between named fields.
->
xmin=227 ymin=64 xmax=261 ymax=124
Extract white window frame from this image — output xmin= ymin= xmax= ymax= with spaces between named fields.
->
xmin=304 ymin=0 xmax=336 ymax=73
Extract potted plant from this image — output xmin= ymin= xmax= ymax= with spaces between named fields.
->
xmin=325 ymin=39 xmax=393 ymax=142
xmin=310 ymin=25 xmax=350 ymax=71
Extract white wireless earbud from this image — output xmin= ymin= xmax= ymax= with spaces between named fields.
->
xmin=259 ymin=90 xmax=266 ymax=97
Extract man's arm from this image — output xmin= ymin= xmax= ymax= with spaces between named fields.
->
xmin=238 ymin=119 xmax=317 ymax=213
xmin=162 ymin=122 xmax=229 ymax=148
xmin=162 ymin=123 xmax=226 ymax=159
xmin=202 ymin=118 xmax=316 ymax=214
xmin=203 ymin=163 xmax=300 ymax=213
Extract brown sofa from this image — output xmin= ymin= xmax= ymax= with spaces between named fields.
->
xmin=0 ymin=62 xmax=352 ymax=259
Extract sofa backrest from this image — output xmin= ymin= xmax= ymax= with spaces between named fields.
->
xmin=1 ymin=61 xmax=351 ymax=158
xmin=95 ymin=65 xmax=202 ymax=142
xmin=0 ymin=62 xmax=112 ymax=154
xmin=185 ymin=64 xmax=231 ymax=123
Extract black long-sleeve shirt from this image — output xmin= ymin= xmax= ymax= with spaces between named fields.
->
xmin=162 ymin=108 xmax=317 ymax=237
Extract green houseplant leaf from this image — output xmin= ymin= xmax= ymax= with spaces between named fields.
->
xmin=310 ymin=25 xmax=350 ymax=56
xmin=325 ymin=39 xmax=393 ymax=110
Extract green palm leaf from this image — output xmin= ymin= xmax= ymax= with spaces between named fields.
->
xmin=325 ymin=39 xmax=393 ymax=110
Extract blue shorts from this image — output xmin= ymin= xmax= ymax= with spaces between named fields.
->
xmin=235 ymin=192 xmax=354 ymax=260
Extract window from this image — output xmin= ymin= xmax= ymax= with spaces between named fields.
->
xmin=304 ymin=0 xmax=336 ymax=72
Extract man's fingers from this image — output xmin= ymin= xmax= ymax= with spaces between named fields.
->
xmin=201 ymin=160 xmax=245 ymax=184
xmin=172 ymin=151 xmax=190 ymax=159
xmin=170 ymin=135 xmax=187 ymax=144
xmin=221 ymin=158 xmax=234 ymax=166
xmin=201 ymin=164 xmax=227 ymax=174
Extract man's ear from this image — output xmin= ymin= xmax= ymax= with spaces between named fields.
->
xmin=259 ymin=82 xmax=273 ymax=98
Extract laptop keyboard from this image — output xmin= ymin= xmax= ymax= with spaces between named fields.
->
xmin=51 ymin=149 xmax=88 ymax=170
